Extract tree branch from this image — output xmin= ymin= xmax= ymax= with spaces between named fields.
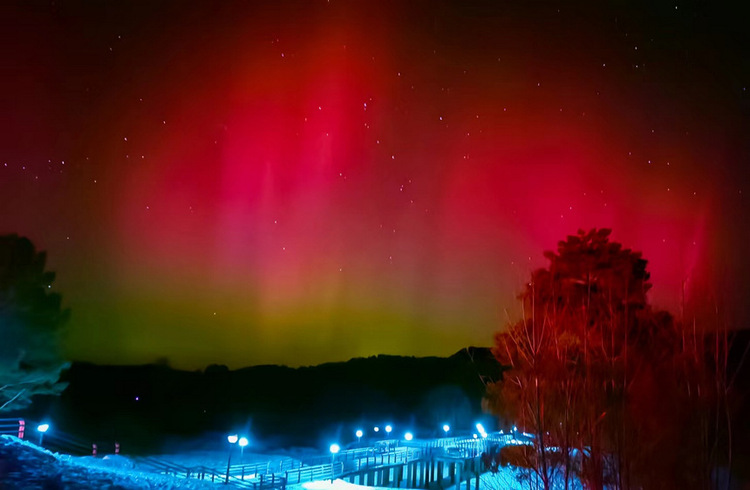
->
xmin=0 ymin=388 xmax=26 ymax=411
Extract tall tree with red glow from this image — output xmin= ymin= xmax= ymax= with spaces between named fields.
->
xmin=486 ymin=229 xmax=733 ymax=489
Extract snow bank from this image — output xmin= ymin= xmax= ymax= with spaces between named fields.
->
xmin=480 ymin=467 xmax=584 ymax=490
xmin=301 ymin=478 xmax=391 ymax=490
xmin=0 ymin=435 xmax=217 ymax=489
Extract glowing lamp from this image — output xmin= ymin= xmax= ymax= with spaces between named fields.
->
xmin=36 ymin=423 xmax=50 ymax=447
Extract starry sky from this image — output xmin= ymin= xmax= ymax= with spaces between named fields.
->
xmin=2 ymin=0 xmax=749 ymax=369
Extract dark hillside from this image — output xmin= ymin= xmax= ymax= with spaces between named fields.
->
xmin=20 ymin=347 xmax=503 ymax=453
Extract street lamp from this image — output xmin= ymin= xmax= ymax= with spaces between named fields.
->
xmin=37 ymin=423 xmax=49 ymax=447
xmin=385 ymin=425 xmax=392 ymax=437
xmin=373 ymin=426 xmax=380 ymax=433
xmin=355 ymin=429 xmax=363 ymax=444
xmin=404 ymin=432 xmax=413 ymax=441
xmin=239 ymin=437 xmax=249 ymax=465
xmin=330 ymin=443 xmax=340 ymax=476
xmin=226 ymin=434 xmax=238 ymax=483
xmin=442 ymin=424 xmax=450 ymax=437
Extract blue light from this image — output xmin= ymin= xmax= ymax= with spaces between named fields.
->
xmin=330 ymin=443 xmax=341 ymax=454
xmin=37 ymin=424 xmax=49 ymax=433
xmin=404 ymin=432 xmax=413 ymax=441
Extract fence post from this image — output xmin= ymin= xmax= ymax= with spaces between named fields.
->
xmin=92 ymin=444 xmax=97 ymax=457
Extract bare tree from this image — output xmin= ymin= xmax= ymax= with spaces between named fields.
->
xmin=485 ymin=229 xmax=732 ymax=489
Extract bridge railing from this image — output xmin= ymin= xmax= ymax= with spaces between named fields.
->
xmin=0 ymin=418 xmax=24 ymax=438
xmin=0 ymin=418 xmax=124 ymax=457
xmin=283 ymin=462 xmax=344 ymax=484
xmin=353 ymin=447 xmax=422 ymax=470
xmin=239 ymin=472 xmax=288 ymax=490
xmin=132 ymin=456 xmax=263 ymax=488
xmin=301 ymin=446 xmax=373 ymax=467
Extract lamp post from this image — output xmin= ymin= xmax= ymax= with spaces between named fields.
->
xmin=355 ymin=429 xmax=363 ymax=445
xmin=226 ymin=434 xmax=238 ymax=483
xmin=239 ymin=437 xmax=248 ymax=465
xmin=330 ymin=443 xmax=340 ymax=477
xmin=373 ymin=426 xmax=380 ymax=434
xmin=385 ymin=425 xmax=392 ymax=437
xmin=404 ymin=432 xmax=413 ymax=441
xmin=442 ymin=424 xmax=450 ymax=438
xmin=37 ymin=423 xmax=49 ymax=447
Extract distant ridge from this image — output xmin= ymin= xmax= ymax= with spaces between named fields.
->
xmin=23 ymin=347 xmax=504 ymax=453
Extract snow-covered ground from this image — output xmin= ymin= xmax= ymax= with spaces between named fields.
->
xmin=480 ymin=469 xmax=583 ymax=490
xmin=0 ymin=435 xmax=218 ymax=489
xmin=301 ymin=478 xmax=390 ymax=490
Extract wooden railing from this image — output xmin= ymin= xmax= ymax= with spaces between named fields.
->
xmin=1 ymin=418 xmax=103 ymax=456
xmin=283 ymin=462 xmax=343 ymax=484
xmin=0 ymin=418 xmax=24 ymax=437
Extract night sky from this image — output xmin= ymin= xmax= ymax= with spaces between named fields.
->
xmin=2 ymin=0 xmax=749 ymax=369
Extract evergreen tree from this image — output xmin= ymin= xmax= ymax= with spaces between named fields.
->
xmin=0 ymin=234 xmax=69 ymax=411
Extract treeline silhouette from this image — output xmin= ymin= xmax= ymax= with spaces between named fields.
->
xmin=25 ymin=348 xmax=502 ymax=454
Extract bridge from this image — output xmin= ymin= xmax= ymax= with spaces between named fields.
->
xmin=333 ymin=433 xmax=515 ymax=490
xmin=2 ymin=418 xmax=526 ymax=489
